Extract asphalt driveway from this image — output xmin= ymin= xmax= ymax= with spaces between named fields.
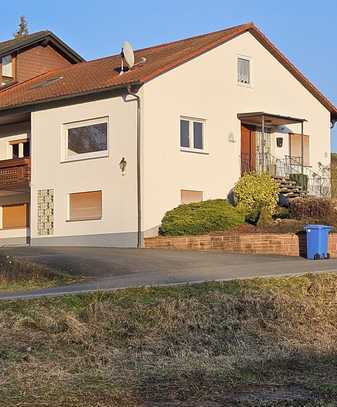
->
xmin=1 ymin=246 xmax=337 ymax=300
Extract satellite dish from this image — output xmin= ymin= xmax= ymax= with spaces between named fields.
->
xmin=122 ymin=41 xmax=135 ymax=69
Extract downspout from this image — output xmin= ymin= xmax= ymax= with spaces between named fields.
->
xmin=127 ymin=86 xmax=142 ymax=248
xmin=331 ymin=118 xmax=337 ymax=130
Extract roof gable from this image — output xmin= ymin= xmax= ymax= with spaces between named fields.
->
xmin=0 ymin=23 xmax=335 ymax=120
xmin=0 ymin=31 xmax=84 ymax=63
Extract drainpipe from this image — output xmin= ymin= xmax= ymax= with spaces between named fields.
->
xmin=331 ymin=118 xmax=337 ymax=130
xmin=127 ymin=86 xmax=142 ymax=248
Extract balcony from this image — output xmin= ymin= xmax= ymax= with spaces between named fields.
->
xmin=0 ymin=157 xmax=31 ymax=192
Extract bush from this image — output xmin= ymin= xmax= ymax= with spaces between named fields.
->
xmin=289 ymin=197 xmax=337 ymax=225
xmin=159 ymin=199 xmax=245 ymax=236
xmin=233 ymin=173 xmax=279 ymax=223
xmin=273 ymin=206 xmax=290 ymax=219
xmin=257 ymin=207 xmax=272 ymax=226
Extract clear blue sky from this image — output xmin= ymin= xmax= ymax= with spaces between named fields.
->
xmin=2 ymin=0 xmax=337 ymax=149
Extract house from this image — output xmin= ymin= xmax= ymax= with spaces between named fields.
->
xmin=0 ymin=31 xmax=83 ymax=87
xmin=0 ymin=22 xmax=335 ymax=248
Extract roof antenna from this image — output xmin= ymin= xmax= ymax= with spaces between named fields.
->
xmin=120 ymin=41 xmax=135 ymax=75
xmin=119 ymin=41 xmax=146 ymax=75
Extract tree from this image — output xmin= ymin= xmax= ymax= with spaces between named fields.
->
xmin=14 ymin=16 xmax=29 ymax=39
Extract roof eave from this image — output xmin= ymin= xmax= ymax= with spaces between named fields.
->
xmin=0 ymin=80 xmax=143 ymax=115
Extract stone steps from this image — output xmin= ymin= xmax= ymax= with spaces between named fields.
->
xmin=273 ymin=176 xmax=306 ymax=199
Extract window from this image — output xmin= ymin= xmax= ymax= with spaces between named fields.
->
xmin=69 ymin=191 xmax=102 ymax=221
xmin=23 ymin=141 xmax=30 ymax=157
xmin=180 ymin=118 xmax=204 ymax=151
xmin=2 ymin=55 xmax=13 ymax=78
xmin=238 ymin=57 xmax=250 ymax=85
xmin=12 ymin=144 xmax=19 ymax=159
xmin=180 ymin=119 xmax=190 ymax=148
xmin=9 ymin=139 xmax=30 ymax=159
xmin=63 ymin=118 xmax=108 ymax=161
xmin=181 ymin=190 xmax=203 ymax=204
xmin=2 ymin=203 xmax=29 ymax=229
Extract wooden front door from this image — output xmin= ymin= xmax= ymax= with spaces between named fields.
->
xmin=241 ymin=124 xmax=256 ymax=174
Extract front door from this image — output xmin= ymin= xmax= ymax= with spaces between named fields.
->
xmin=241 ymin=124 xmax=256 ymax=174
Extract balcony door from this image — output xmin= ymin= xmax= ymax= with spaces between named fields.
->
xmin=289 ymin=133 xmax=310 ymax=167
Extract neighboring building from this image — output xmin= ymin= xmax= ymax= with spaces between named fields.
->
xmin=0 ymin=22 xmax=335 ymax=247
xmin=0 ymin=31 xmax=83 ymax=87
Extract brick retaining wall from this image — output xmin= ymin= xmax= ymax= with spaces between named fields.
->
xmin=145 ymin=233 xmax=337 ymax=257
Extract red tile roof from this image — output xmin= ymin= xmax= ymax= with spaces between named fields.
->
xmin=0 ymin=23 xmax=336 ymax=120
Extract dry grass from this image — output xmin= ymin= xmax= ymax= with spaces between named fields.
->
xmin=1 ymin=274 xmax=337 ymax=406
xmin=0 ymin=254 xmax=76 ymax=291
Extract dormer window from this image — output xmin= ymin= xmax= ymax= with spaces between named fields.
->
xmin=238 ymin=57 xmax=250 ymax=85
xmin=1 ymin=55 xmax=13 ymax=78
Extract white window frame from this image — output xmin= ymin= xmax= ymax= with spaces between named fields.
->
xmin=61 ymin=117 xmax=109 ymax=163
xmin=180 ymin=116 xmax=207 ymax=154
xmin=1 ymin=55 xmax=13 ymax=78
xmin=66 ymin=190 xmax=103 ymax=222
xmin=237 ymin=55 xmax=252 ymax=87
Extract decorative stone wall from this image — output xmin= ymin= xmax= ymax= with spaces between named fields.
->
xmin=37 ymin=189 xmax=54 ymax=236
xmin=145 ymin=233 xmax=337 ymax=258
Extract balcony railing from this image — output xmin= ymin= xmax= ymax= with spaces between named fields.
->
xmin=241 ymin=153 xmax=331 ymax=197
xmin=0 ymin=157 xmax=31 ymax=190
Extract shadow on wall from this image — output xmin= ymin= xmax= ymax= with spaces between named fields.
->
xmin=297 ymin=231 xmax=307 ymax=258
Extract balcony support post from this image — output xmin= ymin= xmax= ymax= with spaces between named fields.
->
xmin=301 ymin=121 xmax=304 ymax=176
xmin=261 ymin=114 xmax=265 ymax=172
xmin=18 ymin=143 xmax=24 ymax=159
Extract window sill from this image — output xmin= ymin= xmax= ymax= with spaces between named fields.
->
xmin=0 ymin=226 xmax=29 ymax=230
xmin=180 ymin=148 xmax=209 ymax=155
xmin=61 ymin=152 xmax=109 ymax=163
xmin=66 ymin=217 xmax=102 ymax=223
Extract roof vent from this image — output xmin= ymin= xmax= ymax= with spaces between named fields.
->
xmin=30 ymin=76 xmax=64 ymax=90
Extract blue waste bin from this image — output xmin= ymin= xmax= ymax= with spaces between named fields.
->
xmin=304 ymin=224 xmax=332 ymax=260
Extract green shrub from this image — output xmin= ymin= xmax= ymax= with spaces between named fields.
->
xmin=159 ymin=199 xmax=245 ymax=236
xmin=257 ymin=207 xmax=273 ymax=226
xmin=273 ymin=206 xmax=290 ymax=220
xmin=289 ymin=197 xmax=337 ymax=225
xmin=233 ymin=173 xmax=279 ymax=223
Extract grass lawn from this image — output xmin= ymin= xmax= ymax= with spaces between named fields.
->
xmin=1 ymin=273 xmax=337 ymax=406
xmin=0 ymin=254 xmax=77 ymax=291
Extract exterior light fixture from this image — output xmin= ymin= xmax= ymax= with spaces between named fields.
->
xmin=119 ymin=157 xmax=127 ymax=176
xmin=276 ymin=137 xmax=283 ymax=148
xmin=228 ymin=132 xmax=236 ymax=143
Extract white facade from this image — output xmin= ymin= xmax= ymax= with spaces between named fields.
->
xmin=141 ymin=31 xmax=331 ymax=233
xmin=0 ymin=31 xmax=332 ymax=246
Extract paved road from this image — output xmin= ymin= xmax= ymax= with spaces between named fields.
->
xmin=1 ymin=246 xmax=337 ymax=300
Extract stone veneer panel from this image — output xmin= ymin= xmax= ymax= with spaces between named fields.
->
xmin=37 ymin=189 xmax=54 ymax=236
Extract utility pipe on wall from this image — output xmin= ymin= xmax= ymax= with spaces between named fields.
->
xmin=126 ymin=86 xmax=142 ymax=248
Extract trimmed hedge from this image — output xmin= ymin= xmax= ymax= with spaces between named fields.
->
xmin=159 ymin=199 xmax=245 ymax=236
xmin=289 ymin=197 xmax=336 ymax=224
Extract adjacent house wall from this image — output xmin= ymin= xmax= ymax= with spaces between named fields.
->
xmin=16 ymin=45 xmax=73 ymax=82
xmin=30 ymin=95 xmax=139 ymax=246
xmin=142 ymin=31 xmax=331 ymax=233
xmin=0 ymin=121 xmax=31 ymax=245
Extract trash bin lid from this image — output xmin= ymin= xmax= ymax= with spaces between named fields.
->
xmin=304 ymin=224 xmax=332 ymax=230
